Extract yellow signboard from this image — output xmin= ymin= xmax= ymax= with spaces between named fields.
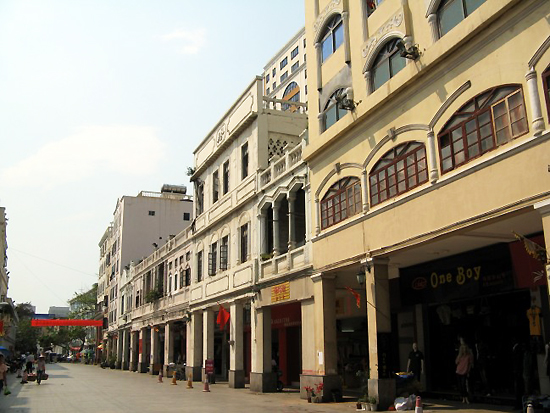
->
xmin=271 ymin=281 xmax=290 ymax=303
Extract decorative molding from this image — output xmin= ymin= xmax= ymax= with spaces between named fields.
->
xmin=429 ymin=81 xmax=471 ymax=129
xmin=313 ymin=0 xmax=342 ymax=42
xmin=528 ymin=35 xmax=550 ymax=69
xmin=362 ymin=11 xmax=404 ymax=59
xmin=315 ymin=163 xmax=363 ymax=198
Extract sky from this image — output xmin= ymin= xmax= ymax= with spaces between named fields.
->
xmin=0 ymin=0 xmax=305 ymax=314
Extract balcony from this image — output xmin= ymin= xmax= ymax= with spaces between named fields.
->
xmin=259 ymin=244 xmax=310 ymax=280
xmin=262 ymin=96 xmax=307 ymax=115
xmin=259 ymin=144 xmax=304 ymax=189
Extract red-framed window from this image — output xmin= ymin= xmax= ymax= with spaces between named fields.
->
xmin=438 ymin=85 xmax=528 ymax=174
xmin=369 ymin=142 xmax=428 ymax=207
xmin=321 ymin=177 xmax=362 ymax=230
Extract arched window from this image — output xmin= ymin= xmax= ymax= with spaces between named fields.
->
xmin=282 ymin=82 xmax=300 ymax=111
xmin=323 ymin=89 xmax=347 ymax=131
xmin=321 ymin=177 xmax=362 ymax=229
xmin=372 ymin=38 xmax=407 ymax=91
xmin=369 ymin=142 xmax=428 ymax=206
xmin=438 ymin=85 xmax=528 ymax=173
xmin=438 ymin=0 xmax=486 ymax=37
xmin=321 ymin=14 xmax=344 ymax=63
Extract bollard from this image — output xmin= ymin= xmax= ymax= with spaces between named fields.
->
xmin=171 ymin=370 xmax=177 ymax=385
xmin=187 ymin=374 xmax=193 ymax=389
xmin=203 ymin=375 xmax=210 ymax=392
xmin=526 ymin=403 xmax=534 ymax=413
xmin=414 ymin=396 xmax=422 ymax=413
xmin=158 ymin=371 xmax=163 ymax=383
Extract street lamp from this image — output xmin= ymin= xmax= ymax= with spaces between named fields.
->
xmin=356 ymin=260 xmax=372 ymax=287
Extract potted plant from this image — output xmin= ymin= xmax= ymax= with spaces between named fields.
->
xmin=314 ymin=382 xmax=324 ymax=402
xmin=303 ymin=385 xmax=314 ymax=402
xmin=368 ymin=396 xmax=378 ymax=411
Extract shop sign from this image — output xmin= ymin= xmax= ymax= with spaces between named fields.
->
xmin=400 ymin=243 xmax=514 ymax=306
xmin=205 ymin=359 xmax=214 ymax=374
xmin=271 ymin=281 xmax=290 ymax=303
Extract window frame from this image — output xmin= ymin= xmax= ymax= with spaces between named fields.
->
xmin=220 ymin=235 xmax=229 ymax=271
xmin=212 ymin=169 xmax=219 ymax=203
xmin=437 ymin=0 xmax=486 ymax=38
xmin=280 ymin=57 xmax=288 ymax=69
xmin=320 ymin=177 xmax=362 ymax=230
xmin=369 ymin=142 xmax=429 ymax=207
xmin=320 ymin=14 xmax=344 ymax=63
xmin=322 ymin=89 xmax=347 ymax=131
xmin=223 ymin=160 xmax=229 ymax=195
xmin=240 ymin=223 xmax=249 ymax=263
xmin=371 ymin=38 xmax=407 ymax=91
xmin=208 ymin=241 xmax=217 ymax=276
xmin=197 ymin=251 xmax=203 ymax=282
xmin=437 ymin=85 xmax=529 ymax=174
xmin=291 ymin=46 xmax=299 ymax=59
xmin=241 ymin=142 xmax=249 ymax=180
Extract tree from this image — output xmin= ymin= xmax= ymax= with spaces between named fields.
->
xmin=14 ymin=302 xmax=40 ymax=354
xmin=68 ymin=284 xmax=98 ymax=351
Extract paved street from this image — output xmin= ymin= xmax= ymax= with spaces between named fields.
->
xmin=0 ymin=363 xmax=516 ymax=413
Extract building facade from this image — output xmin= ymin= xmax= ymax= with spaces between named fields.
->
xmin=0 ymin=207 xmax=17 ymax=353
xmin=303 ymin=0 xmax=550 ymax=405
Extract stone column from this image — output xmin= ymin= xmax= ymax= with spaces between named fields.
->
xmin=129 ymin=330 xmax=137 ymax=371
xmin=288 ymin=193 xmax=296 ymax=251
xmin=186 ymin=311 xmax=203 ymax=381
xmin=250 ymin=305 xmax=275 ymax=392
xmin=361 ymin=170 xmax=369 ymax=213
xmin=116 ymin=331 xmax=123 ymax=369
xmin=150 ymin=326 xmax=159 ymax=375
xmin=364 ymin=70 xmax=373 ymax=95
xmin=535 ymin=199 xmax=550 ymax=296
xmin=315 ymin=43 xmax=322 ymax=91
xmin=273 ymin=202 xmax=280 ymax=256
xmin=122 ymin=329 xmax=130 ymax=370
xmin=229 ymin=302 xmax=245 ymax=388
xmin=426 ymin=130 xmax=439 ymax=183
xmin=259 ymin=211 xmax=267 ymax=254
xmin=342 ymin=11 xmax=351 ymax=64
xmin=315 ymin=198 xmax=321 ymax=235
xmin=164 ymin=323 xmax=174 ymax=377
xmin=300 ymin=299 xmax=316 ymax=399
xmin=525 ymin=69 xmax=546 ymax=134
xmin=138 ymin=328 xmax=148 ymax=373
xmin=302 ymin=273 xmax=341 ymax=401
xmin=427 ymin=14 xmax=439 ymax=44
xmin=203 ymin=308 xmax=215 ymax=382
xmin=366 ymin=258 xmax=395 ymax=409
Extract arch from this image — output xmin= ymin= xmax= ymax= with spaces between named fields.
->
xmin=362 ymin=32 xmax=405 ymax=74
xmin=320 ymin=176 xmax=362 ymax=230
xmin=528 ymin=35 xmax=550 ymax=69
xmin=315 ymin=163 xmax=363 ymax=199
xmin=314 ymin=10 xmax=343 ymax=44
xmin=368 ymin=141 xmax=428 ymax=207
xmin=238 ymin=211 xmax=251 ymax=228
xmin=283 ymin=82 xmax=299 ymax=97
xmin=317 ymin=13 xmax=344 ymax=63
xmin=321 ymin=88 xmax=347 ymax=131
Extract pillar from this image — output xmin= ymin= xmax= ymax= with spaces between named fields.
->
xmin=260 ymin=211 xmax=267 ymax=254
xmin=427 ymin=129 xmax=439 ymax=183
xmin=315 ymin=198 xmax=321 ymax=235
xmin=427 ymin=14 xmax=439 ymax=45
xmin=138 ymin=328 xmax=148 ymax=373
xmin=150 ymin=326 xmax=159 ymax=375
xmin=116 ymin=331 xmax=123 ymax=369
xmin=525 ymin=69 xmax=546 ymax=134
xmin=203 ymin=308 xmax=215 ymax=382
xmin=366 ymin=258 xmax=395 ymax=409
xmin=129 ymin=330 xmax=137 ymax=371
xmin=164 ymin=323 xmax=174 ymax=377
xmin=300 ymin=299 xmax=316 ymax=399
xmin=364 ymin=70 xmax=373 ymax=95
xmin=315 ymin=42 xmax=322 ymax=91
xmin=288 ymin=193 xmax=296 ymax=251
xmin=186 ymin=311 xmax=203 ymax=381
xmin=535 ymin=199 xmax=550 ymax=296
xmin=122 ymin=329 xmax=130 ymax=370
xmin=273 ymin=201 xmax=280 ymax=256
xmin=361 ymin=170 xmax=369 ymax=213
xmin=342 ymin=11 xmax=351 ymax=64
xmin=229 ymin=302 xmax=245 ymax=388
xmin=250 ymin=305 xmax=275 ymax=392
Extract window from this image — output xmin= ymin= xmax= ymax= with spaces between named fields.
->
xmin=321 ymin=177 xmax=362 ymax=230
xmin=321 ymin=14 xmax=344 ymax=63
xmin=280 ymin=72 xmax=288 ymax=83
xmin=197 ymin=251 xmax=203 ymax=282
xmin=372 ymin=38 xmax=407 ymax=91
xmin=174 ymin=273 xmax=177 ymax=291
xmin=438 ymin=85 xmax=528 ymax=173
xmin=266 ymin=73 xmax=270 ymax=83
xmin=323 ymin=89 xmax=347 ymax=131
xmin=291 ymin=46 xmax=299 ymax=59
xmin=266 ymin=88 xmax=270 ymax=95
xmin=223 ymin=160 xmax=229 ymax=195
xmin=273 ymin=82 xmax=276 ymax=90
xmin=212 ymin=170 xmax=219 ymax=202
xmin=196 ymin=182 xmax=204 ymax=215
xmin=168 ymin=274 xmax=172 ymax=293
xmin=241 ymin=142 xmax=249 ymax=179
xmin=148 ymin=210 xmax=155 ymax=216
xmin=220 ymin=235 xmax=229 ymax=270
xmin=272 ymin=68 xmax=276 ymax=77
xmin=240 ymin=223 xmax=249 ymax=262
xmin=282 ymin=82 xmax=300 ymax=112
xmin=280 ymin=57 xmax=288 ymax=69
xmin=543 ymin=67 xmax=550 ymax=119
xmin=438 ymin=0 xmax=486 ymax=37
xmin=303 ymin=38 xmax=306 ymax=48
xmin=179 ymin=271 xmax=183 ymax=289
xmin=291 ymin=62 xmax=299 ymax=73
xmin=185 ymin=268 xmax=191 ymax=286
xmin=183 ymin=212 xmax=190 ymax=221
xmin=208 ymin=242 xmax=217 ymax=276
xmin=367 ymin=0 xmax=383 ymax=17
xmin=369 ymin=142 xmax=428 ymax=206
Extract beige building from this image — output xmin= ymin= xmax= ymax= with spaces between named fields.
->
xmin=303 ymin=0 xmax=550 ymax=405
xmin=0 ymin=207 xmax=17 ymax=353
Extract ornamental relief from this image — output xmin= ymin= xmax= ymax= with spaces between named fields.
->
xmin=215 ymin=123 xmax=227 ymax=147
xmin=313 ymin=0 xmax=342 ymax=39
xmin=362 ymin=11 xmax=404 ymax=59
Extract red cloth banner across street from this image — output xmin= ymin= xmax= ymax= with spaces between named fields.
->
xmin=31 ymin=319 xmax=103 ymax=327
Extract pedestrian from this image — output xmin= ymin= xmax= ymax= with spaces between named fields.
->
xmin=407 ymin=342 xmax=424 ymax=383
xmin=25 ymin=352 xmax=35 ymax=374
xmin=36 ymin=355 xmax=46 ymax=385
xmin=455 ymin=338 xmax=474 ymax=404
xmin=0 ymin=354 xmax=8 ymax=395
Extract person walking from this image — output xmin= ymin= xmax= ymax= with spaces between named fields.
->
xmin=455 ymin=339 xmax=474 ymax=404
xmin=0 ymin=354 xmax=7 ymax=395
xmin=36 ymin=355 xmax=46 ymax=385
xmin=407 ymin=342 xmax=424 ymax=383
xmin=25 ymin=352 xmax=34 ymax=374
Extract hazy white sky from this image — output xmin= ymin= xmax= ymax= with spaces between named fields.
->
xmin=0 ymin=1 xmax=304 ymax=313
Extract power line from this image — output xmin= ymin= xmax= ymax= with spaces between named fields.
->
xmin=9 ymin=248 xmax=97 ymax=278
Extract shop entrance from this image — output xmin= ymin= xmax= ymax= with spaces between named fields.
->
xmin=271 ymin=302 xmax=302 ymax=387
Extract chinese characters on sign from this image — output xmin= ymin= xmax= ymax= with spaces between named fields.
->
xmin=271 ymin=281 xmax=290 ymax=303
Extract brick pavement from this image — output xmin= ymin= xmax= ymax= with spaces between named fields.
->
xmin=0 ymin=363 xmax=516 ymax=413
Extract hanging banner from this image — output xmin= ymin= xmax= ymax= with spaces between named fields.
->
xmin=31 ymin=319 xmax=103 ymax=327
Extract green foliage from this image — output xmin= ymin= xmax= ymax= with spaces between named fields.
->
xmin=14 ymin=302 xmax=39 ymax=354
xmin=145 ymin=288 xmax=163 ymax=303
xmin=68 ymin=284 xmax=98 ymax=319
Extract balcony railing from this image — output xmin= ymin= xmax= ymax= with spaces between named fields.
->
xmin=259 ymin=144 xmax=304 ymax=190
xmin=262 ymin=97 xmax=307 ymax=114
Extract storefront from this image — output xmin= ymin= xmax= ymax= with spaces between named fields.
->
xmin=398 ymin=236 xmax=547 ymax=397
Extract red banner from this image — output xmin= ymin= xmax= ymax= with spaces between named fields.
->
xmin=31 ymin=319 xmax=103 ymax=327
